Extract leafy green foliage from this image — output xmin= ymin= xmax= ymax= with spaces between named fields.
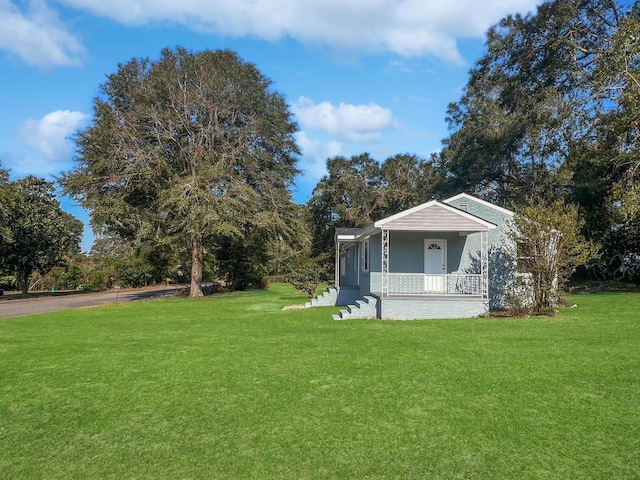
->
xmin=507 ymin=198 xmax=600 ymax=314
xmin=308 ymin=153 xmax=437 ymax=256
xmin=89 ymin=234 xmax=178 ymax=288
xmin=438 ymin=0 xmax=581 ymax=204
xmin=61 ymin=47 xmax=300 ymax=297
xmin=284 ymin=256 xmax=330 ymax=298
xmin=0 ymin=176 xmax=82 ymax=294
xmin=436 ymin=0 xmax=639 ymax=282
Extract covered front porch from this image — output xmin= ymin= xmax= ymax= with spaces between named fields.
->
xmin=333 ymin=201 xmax=497 ymax=319
xmin=369 ymin=227 xmax=490 ymax=302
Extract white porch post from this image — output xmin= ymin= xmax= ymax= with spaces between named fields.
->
xmin=382 ymin=229 xmax=390 ymax=298
xmin=481 ymin=230 xmax=489 ymax=299
xmin=335 ymin=240 xmax=340 ymax=288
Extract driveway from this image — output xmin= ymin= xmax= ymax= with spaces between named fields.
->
xmin=0 ymin=286 xmax=187 ymax=319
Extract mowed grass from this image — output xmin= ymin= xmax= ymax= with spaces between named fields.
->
xmin=1 ymin=285 xmax=639 ymax=479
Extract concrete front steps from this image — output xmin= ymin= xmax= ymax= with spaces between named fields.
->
xmin=305 ymin=287 xmax=339 ymax=308
xmin=332 ymin=296 xmax=378 ymax=320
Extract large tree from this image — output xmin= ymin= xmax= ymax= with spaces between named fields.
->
xmin=0 ymin=176 xmax=83 ymax=294
xmin=438 ymin=0 xmax=639 ymax=278
xmin=439 ymin=1 xmax=636 ymax=194
xmin=61 ymin=47 xmax=300 ymax=296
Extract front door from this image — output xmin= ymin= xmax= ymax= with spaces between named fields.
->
xmin=424 ymin=240 xmax=446 ymax=292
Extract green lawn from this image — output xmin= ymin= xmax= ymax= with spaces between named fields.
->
xmin=1 ymin=285 xmax=639 ymax=479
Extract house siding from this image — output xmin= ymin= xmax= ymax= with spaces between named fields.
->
xmin=383 ymin=204 xmax=491 ymax=231
xmin=368 ymin=232 xmax=467 ymax=294
xmin=387 ymin=231 xmax=425 ymax=273
xmin=446 ymin=197 xmax=512 ymax=245
xmin=374 ymin=231 xmax=467 ymax=275
xmin=339 ymin=244 xmax=359 ymax=288
xmin=359 ymin=233 xmax=381 ymax=296
xmin=446 ymin=196 xmax=515 ymax=309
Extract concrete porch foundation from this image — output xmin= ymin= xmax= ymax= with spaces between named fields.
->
xmin=376 ymin=295 xmax=488 ymax=320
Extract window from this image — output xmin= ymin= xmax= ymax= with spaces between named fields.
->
xmin=361 ymin=240 xmax=369 ymax=272
xmin=515 ymin=240 xmax=533 ymax=273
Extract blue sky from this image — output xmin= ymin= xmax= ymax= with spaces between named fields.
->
xmin=0 ymin=0 xmax=542 ymax=250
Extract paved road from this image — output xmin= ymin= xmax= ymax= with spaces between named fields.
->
xmin=0 ymin=286 xmax=187 ymax=318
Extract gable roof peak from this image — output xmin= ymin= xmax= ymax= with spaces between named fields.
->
xmin=443 ymin=192 xmax=514 ymax=216
xmin=368 ymin=198 xmax=496 ymax=232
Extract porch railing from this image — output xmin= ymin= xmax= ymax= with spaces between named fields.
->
xmin=373 ymin=273 xmax=484 ymax=296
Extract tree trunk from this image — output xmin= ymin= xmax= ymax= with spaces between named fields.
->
xmin=190 ymin=236 xmax=204 ymax=298
xmin=21 ymin=270 xmax=29 ymax=296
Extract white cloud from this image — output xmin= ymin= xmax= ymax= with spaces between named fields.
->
xmin=295 ymin=130 xmax=324 ymax=160
xmin=17 ymin=110 xmax=89 ymax=161
xmin=295 ymin=131 xmax=342 ymax=183
xmin=0 ymin=0 xmax=541 ymax=68
xmin=0 ymin=0 xmax=85 ymax=68
xmin=292 ymin=96 xmax=397 ymax=143
xmin=325 ymin=140 xmax=342 ymax=158
xmin=55 ymin=0 xmax=540 ymax=64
